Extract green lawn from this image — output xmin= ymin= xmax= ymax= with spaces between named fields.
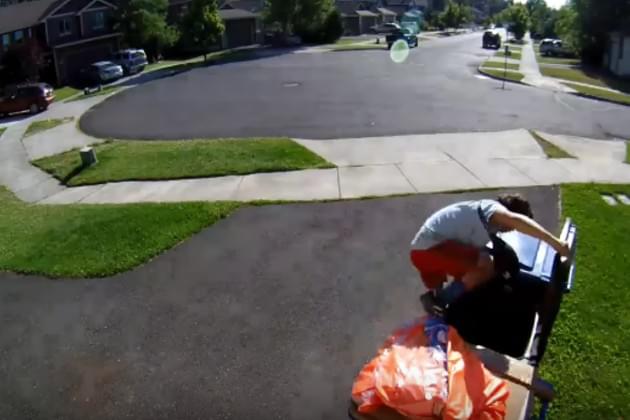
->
xmin=563 ymin=82 xmax=630 ymax=106
xmin=24 ymin=117 xmax=74 ymax=137
xmin=534 ymin=46 xmax=580 ymax=65
xmin=0 ymin=127 xmax=5 ymax=138
xmin=335 ymin=38 xmax=362 ymax=45
xmin=540 ymin=67 xmax=630 ymax=95
xmin=529 ymin=130 xmax=575 ymax=159
xmin=541 ymin=184 xmax=630 ymax=418
xmin=331 ymin=43 xmax=387 ymax=51
xmin=0 ymin=186 xmax=240 ymax=278
xmin=33 ymin=138 xmax=334 ymax=186
xmin=495 ymin=50 xmax=521 ymax=60
xmin=479 ymin=68 xmax=525 ymax=83
xmin=54 ymin=86 xmax=80 ymax=102
xmin=66 ymin=85 xmax=121 ymax=102
xmin=481 ymin=60 xmax=520 ymax=71
xmin=144 ymin=49 xmax=256 ymax=74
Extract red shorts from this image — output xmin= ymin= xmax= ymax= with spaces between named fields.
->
xmin=410 ymin=241 xmax=480 ymax=290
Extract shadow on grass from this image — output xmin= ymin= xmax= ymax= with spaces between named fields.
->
xmin=60 ymin=163 xmax=86 ymax=184
xmin=580 ymin=66 xmax=630 ymax=95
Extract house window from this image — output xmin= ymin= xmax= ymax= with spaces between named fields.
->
xmin=58 ymin=18 xmax=71 ymax=36
xmin=14 ymin=30 xmax=24 ymax=42
xmin=1 ymin=34 xmax=9 ymax=50
xmin=93 ymin=11 xmax=105 ymax=30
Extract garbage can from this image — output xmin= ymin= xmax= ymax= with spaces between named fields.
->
xmin=445 ymin=219 xmax=577 ymax=364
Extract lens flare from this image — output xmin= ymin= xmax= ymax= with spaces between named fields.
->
xmin=389 ymin=39 xmax=410 ymax=64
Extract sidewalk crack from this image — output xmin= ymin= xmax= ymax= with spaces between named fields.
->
xmin=394 ymin=163 xmax=418 ymax=193
xmin=444 ymin=152 xmax=486 ymax=186
xmin=335 ymin=167 xmax=341 ymax=199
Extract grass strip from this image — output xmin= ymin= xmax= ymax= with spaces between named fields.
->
xmin=479 ymin=68 xmax=525 ymax=83
xmin=563 ymin=82 xmax=630 ymax=106
xmin=66 ymin=86 xmax=121 ymax=102
xmin=54 ymin=86 xmax=80 ymax=102
xmin=24 ymin=117 xmax=74 ymax=137
xmin=481 ymin=60 xmax=520 ymax=71
xmin=529 ymin=130 xmax=575 ymax=159
xmin=33 ymin=138 xmax=334 ymax=186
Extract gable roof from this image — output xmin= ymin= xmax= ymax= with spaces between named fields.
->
xmin=218 ymin=7 xmax=257 ymax=19
xmin=376 ymin=7 xmax=395 ymax=15
xmin=356 ymin=9 xmax=377 ymax=16
xmin=221 ymin=0 xmax=263 ymax=13
xmin=0 ymin=0 xmax=60 ymax=34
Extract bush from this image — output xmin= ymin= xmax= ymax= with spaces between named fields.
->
xmin=296 ymin=9 xmax=342 ymax=44
xmin=322 ymin=10 xmax=343 ymax=43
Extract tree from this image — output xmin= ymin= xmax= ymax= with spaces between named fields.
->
xmin=264 ymin=0 xmax=298 ymax=38
xmin=115 ymin=0 xmax=179 ymax=61
xmin=180 ymin=0 xmax=224 ymax=61
xmin=264 ymin=0 xmax=341 ymax=44
xmin=568 ymin=0 xmax=630 ymax=65
xmin=499 ymin=3 xmax=529 ymax=40
xmin=0 ymin=39 xmax=43 ymax=86
xmin=440 ymin=1 xmax=470 ymax=30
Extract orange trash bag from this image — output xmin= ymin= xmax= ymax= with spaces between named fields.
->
xmin=352 ymin=317 xmax=510 ymax=419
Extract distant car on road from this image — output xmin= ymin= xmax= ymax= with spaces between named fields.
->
xmin=0 ymin=83 xmax=54 ymax=117
xmin=482 ymin=30 xmax=501 ymax=49
xmin=386 ymin=28 xmax=418 ymax=49
xmin=111 ymin=49 xmax=148 ymax=75
xmin=80 ymin=61 xmax=124 ymax=86
xmin=372 ymin=22 xmax=401 ymax=34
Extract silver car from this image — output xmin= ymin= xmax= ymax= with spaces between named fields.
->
xmin=90 ymin=61 xmax=124 ymax=82
xmin=111 ymin=49 xmax=148 ymax=75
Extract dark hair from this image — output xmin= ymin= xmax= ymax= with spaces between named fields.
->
xmin=497 ymin=193 xmax=533 ymax=219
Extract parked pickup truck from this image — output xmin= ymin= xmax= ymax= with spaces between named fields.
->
xmin=386 ymin=28 xmax=418 ymax=49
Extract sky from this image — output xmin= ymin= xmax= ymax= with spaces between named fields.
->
xmin=515 ymin=0 xmax=568 ymax=9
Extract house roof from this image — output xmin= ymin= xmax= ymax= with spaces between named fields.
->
xmin=376 ymin=7 xmax=396 ymax=15
xmin=0 ymin=0 xmax=60 ymax=34
xmin=221 ymin=0 xmax=263 ymax=12
xmin=356 ymin=9 xmax=377 ymax=16
xmin=218 ymin=7 xmax=257 ymax=20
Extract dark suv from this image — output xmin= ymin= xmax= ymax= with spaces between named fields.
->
xmin=0 ymin=83 xmax=55 ymax=117
xmin=482 ymin=30 xmax=501 ymax=49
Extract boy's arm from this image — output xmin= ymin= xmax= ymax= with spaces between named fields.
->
xmin=490 ymin=211 xmax=570 ymax=257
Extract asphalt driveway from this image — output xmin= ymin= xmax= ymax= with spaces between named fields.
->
xmin=0 ymin=187 xmax=559 ymax=420
xmin=79 ymin=34 xmax=630 ymax=140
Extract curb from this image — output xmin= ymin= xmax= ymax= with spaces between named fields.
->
xmin=477 ymin=68 xmax=527 ymax=86
xmin=569 ymin=91 xmax=630 ymax=108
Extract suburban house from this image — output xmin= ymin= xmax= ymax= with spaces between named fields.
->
xmin=0 ymin=0 xmax=120 ymax=85
xmin=167 ymin=0 xmax=262 ymax=49
xmin=335 ymin=0 xmax=427 ymax=35
xmin=605 ymin=30 xmax=630 ymax=77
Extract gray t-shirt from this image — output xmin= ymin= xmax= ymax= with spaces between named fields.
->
xmin=411 ymin=199 xmax=507 ymax=250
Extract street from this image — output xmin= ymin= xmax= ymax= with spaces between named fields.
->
xmin=80 ymin=32 xmax=630 ymax=140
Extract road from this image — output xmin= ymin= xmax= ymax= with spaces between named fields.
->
xmin=79 ymin=32 xmax=630 ymax=140
xmin=0 ymin=187 xmax=559 ymax=420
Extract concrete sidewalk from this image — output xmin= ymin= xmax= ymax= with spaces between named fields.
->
xmin=520 ymin=35 xmax=573 ymax=93
xmin=38 ymin=155 xmax=630 ymax=205
xmin=2 ymin=107 xmax=630 ymax=205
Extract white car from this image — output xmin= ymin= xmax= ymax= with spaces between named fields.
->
xmin=111 ymin=49 xmax=148 ymax=75
xmin=89 ymin=61 xmax=124 ymax=83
